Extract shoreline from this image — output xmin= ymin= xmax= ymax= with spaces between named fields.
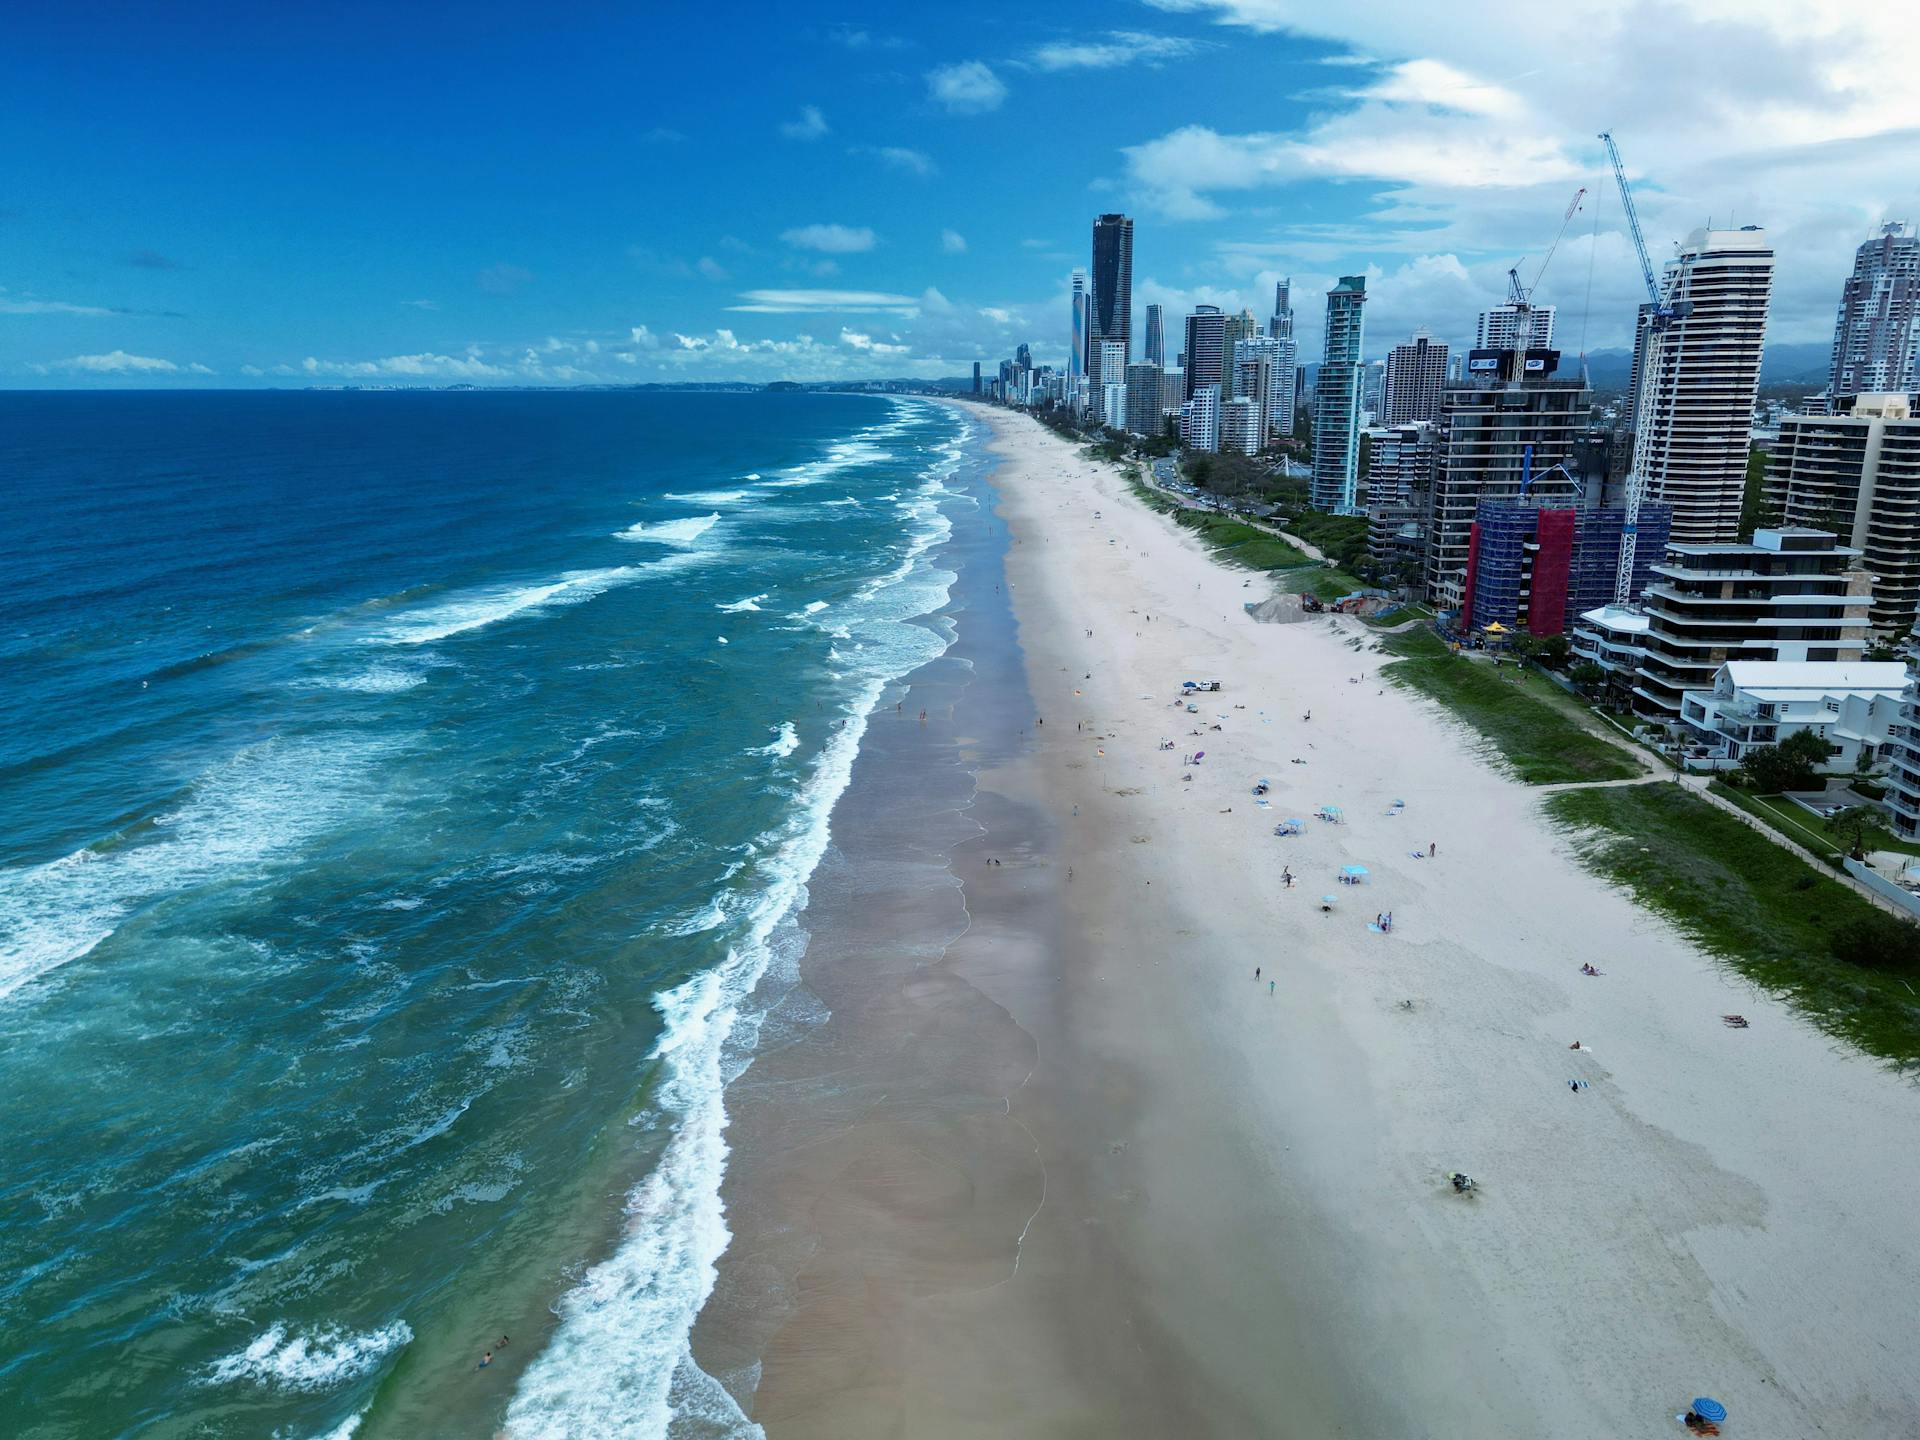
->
xmin=696 ymin=402 xmax=1920 ymax=1436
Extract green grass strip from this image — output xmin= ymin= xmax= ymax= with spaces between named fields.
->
xmin=1546 ymin=784 xmax=1920 ymax=1067
xmin=1379 ymin=633 xmax=1643 ymax=784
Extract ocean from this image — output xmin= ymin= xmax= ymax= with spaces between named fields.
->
xmin=0 ymin=390 xmax=982 ymax=1438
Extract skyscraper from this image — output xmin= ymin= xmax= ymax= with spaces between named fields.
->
xmin=1381 ymin=330 xmax=1448 ymax=425
xmin=1070 ymin=271 xmax=1088 ymax=391
xmin=1476 ymin=303 xmax=1555 ymax=351
xmin=1827 ymin=223 xmax=1920 ymax=401
xmin=1269 ymin=279 xmax=1292 ymax=341
xmin=1224 ymin=308 xmax=1259 ymax=353
xmin=1144 ymin=303 xmax=1165 ymax=367
xmin=1125 ymin=362 xmax=1165 ymax=439
xmin=1088 ymin=213 xmax=1133 ymax=400
xmin=972 ymin=361 xmax=981 ymax=396
xmin=1095 ymin=339 xmax=1127 ymax=427
xmin=1766 ymin=393 xmax=1920 ymax=639
xmin=1638 ymin=226 xmax=1775 ymax=544
xmin=1231 ymin=335 xmax=1287 ymax=443
xmin=1425 ymin=348 xmax=1591 ymax=609
xmin=1183 ymin=305 xmax=1226 ymax=400
xmin=1266 ymin=279 xmax=1298 ymax=439
xmin=1312 ymin=276 xmax=1367 ymax=512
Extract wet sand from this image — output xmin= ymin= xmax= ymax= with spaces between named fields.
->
xmin=695 ymin=403 xmax=1920 ymax=1437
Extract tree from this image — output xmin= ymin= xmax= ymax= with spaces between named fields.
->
xmin=1570 ymin=660 xmax=1607 ymax=693
xmin=1826 ymin=804 xmax=1879 ymax=861
xmin=1536 ymin=634 xmax=1573 ymax=669
xmin=1743 ymin=727 xmax=1831 ymax=793
xmin=1738 ymin=445 xmax=1775 ymax=540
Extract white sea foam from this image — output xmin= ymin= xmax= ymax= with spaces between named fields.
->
xmin=304 ymin=1414 xmax=363 ymax=1440
xmin=203 ymin=1320 xmax=411 ymax=1393
xmin=373 ymin=566 xmax=638 ymax=646
xmin=616 ymin=513 xmax=721 ymax=545
xmin=800 ymin=601 xmax=828 ymax=615
xmin=716 ymin=593 xmax=767 ymax=614
xmin=742 ymin=472 xmax=761 ymax=481
xmin=662 ymin=489 xmax=749 ymax=506
xmin=503 ymin=402 xmax=964 ymax=1440
xmin=0 ymin=735 xmax=392 ymax=1006
xmin=757 ymin=722 xmax=799 ymax=758
xmin=318 ymin=664 xmax=425 ymax=694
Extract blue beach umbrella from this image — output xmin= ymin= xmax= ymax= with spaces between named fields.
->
xmin=1342 ymin=864 xmax=1368 ymax=880
xmin=1691 ymin=1398 xmax=1727 ymax=1423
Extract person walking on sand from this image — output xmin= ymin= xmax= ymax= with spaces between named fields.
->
xmin=1255 ymin=966 xmax=1261 ymax=980
xmin=1269 ymin=979 xmax=1275 ymax=996
xmin=1429 ymin=841 xmax=1436 ymax=857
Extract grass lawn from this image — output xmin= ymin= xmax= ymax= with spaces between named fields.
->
xmin=1278 ymin=566 xmax=1368 ymax=601
xmin=1547 ymin=784 xmax=1920 ymax=1067
xmin=1378 ymin=630 xmax=1644 ymax=784
xmin=1707 ymin=784 xmax=1920 ymax=861
xmin=1165 ymin=509 xmax=1313 ymax=569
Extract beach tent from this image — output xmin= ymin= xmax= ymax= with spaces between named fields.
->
xmin=1274 ymin=818 xmax=1304 ymax=835
xmin=1317 ymin=804 xmax=1343 ymax=822
xmin=1341 ymin=864 xmax=1368 ymax=884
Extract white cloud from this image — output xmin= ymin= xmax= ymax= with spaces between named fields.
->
xmin=926 ymin=61 xmax=1007 ymax=114
xmin=696 ymin=256 xmax=729 ymax=280
xmin=857 ymin=145 xmax=937 ymax=176
xmin=727 ymin=288 xmax=919 ymax=315
xmin=942 ymin=229 xmax=968 ymax=254
xmin=781 ymin=223 xmax=878 ymax=254
xmin=1122 ymin=0 xmax=1920 ymax=345
xmin=630 ymin=325 xmax=659 ymax=348
xmin=1027 ymin=30 xmax=1204 ymax=71
xmin=780 ymin=105 xmax=829 ymax=141
xmin=56 ymin=350 xmax=179 ymax=372
xmin=0 ymin=293 xmax=116 ymax=317
xmin=838 ymin=328 xmax=910 ymax=354
xmin=400 ymin=298 xmax=438 ymax=310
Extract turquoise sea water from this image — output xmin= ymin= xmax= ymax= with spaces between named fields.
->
xmin=0 ymin=391 xmax=977 ymax=1438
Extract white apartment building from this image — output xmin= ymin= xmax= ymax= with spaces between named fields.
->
xmin=1638 ymin=227 xmax=1775 ymax=545
xmin=1571 ymin=604 xmax=1654 ymax=699
xmin=1476 ymin=303 xmax=1554 ymax=351
xmin=1381 ymin=330 xmax=1448 ymax=425
xmin=1181 ymin=383 xmax=1220 ymax=452
xmin=1678 ymin=660 xmax=1906 ymax=771
xmin=1220 ymin=396 xmax=1262 ymax=456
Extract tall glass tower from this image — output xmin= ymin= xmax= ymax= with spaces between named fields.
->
xmin=1088 ymin=214 xmax=1133 ymax=399
xmin=1312 ymin=275 xmax=1368 ymax=512
xmin=1143 ymin=303 xmax=1165 ymax=367
xmin=1070 ymin=271 xmax=1088 ymax=386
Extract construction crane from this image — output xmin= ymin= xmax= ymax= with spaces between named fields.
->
xmin=1508 ymin=187 xmax=1587 ymax=311
xmin=1599 ymin=132 xmax=1676 ymax=607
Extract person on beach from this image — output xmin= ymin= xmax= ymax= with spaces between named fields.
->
xmin=1429 ymin=841 xmax=1436 ymax=857
xmin=1269 ymin=980 xmax=1275 ymax=995
xmin=479 ymin=1351 xmax=493 ymax=1369
xmin=1255 ymin=966 xmax=1261 ymax=980
xmin=499 ymin=1336 xmax=509 ymax=1348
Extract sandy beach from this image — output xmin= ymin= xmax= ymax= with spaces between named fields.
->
xmin=699 ymin=401 xmax=1920 ymax=1437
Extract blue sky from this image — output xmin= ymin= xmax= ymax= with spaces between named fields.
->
xmin=6 ymin=1 xmax=1917 ymax=386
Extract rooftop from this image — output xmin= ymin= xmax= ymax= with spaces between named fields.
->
xmin=1578 ymin=605 xmax=1651 ymax=636
xmin=1721 ymin=660 xmax=1908 ymax=695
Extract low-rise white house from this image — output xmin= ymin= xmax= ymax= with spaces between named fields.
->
xmin=1678 ymin=660 xmax=1906 ymax=771
xmin=1571 ymin=604 xmax=1651 ymax=698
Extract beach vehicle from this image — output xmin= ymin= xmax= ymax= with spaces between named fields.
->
xmin=1182 ymin=679 xmax=1222 ymax=692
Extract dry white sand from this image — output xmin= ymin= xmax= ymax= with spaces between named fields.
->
xmin=973 ymin=402 xmax=1920 ymax=1435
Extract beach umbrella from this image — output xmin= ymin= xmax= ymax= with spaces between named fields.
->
xmin=1320 ymin=894 xmax=1337 ymax=906
xmin=1342 ymin=865 xmax=1368 ymax=879
xmin=1691 ymin=1398 xmax=1727 ymax=1423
